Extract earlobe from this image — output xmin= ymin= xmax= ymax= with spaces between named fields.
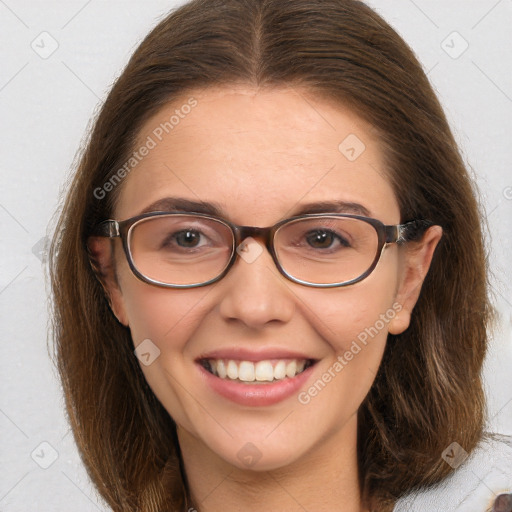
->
xmin=388 ymin=225 xmax=443 ymax=335
xmin=387 ymin=307 xmax=411 ymax=335
xmin=87 ymin=236 xmax=129 ymax=326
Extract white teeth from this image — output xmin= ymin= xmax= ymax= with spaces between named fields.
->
xmin=255 ymin=361 xmax=273 ymax=382
xmin=206 ymin=358 xmax=310 ymax=382
xmin=274 ymin=361 xmax=286 ymax=380
xmin=227 ymin=360 xmax=238 ymax=379
xmin=285 ymin=360 xmax=297 ymax=378
xmin=238 ymin=361 xmax=255 ymax=382
xmin=216 ymin=360 xmax=227 ymax=378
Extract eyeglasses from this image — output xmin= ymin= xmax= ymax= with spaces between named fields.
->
xmin=90 ymin=211 xmax=433 ymax=289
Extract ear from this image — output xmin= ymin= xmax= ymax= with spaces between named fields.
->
xmin=87 ymin=236 xmax=129 ymax=326
xmin=388 ymin=225 xmax=443 ymax=335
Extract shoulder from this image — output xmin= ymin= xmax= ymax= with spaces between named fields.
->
xmin=393 ymin=434 xmax=512 ymax=512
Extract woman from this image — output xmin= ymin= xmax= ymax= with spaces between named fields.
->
xmin=49 ymin=0 xmax=512 ymax=510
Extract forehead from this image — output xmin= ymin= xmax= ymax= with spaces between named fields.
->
xmin=114 ymin=85 xmax=399 ymax=223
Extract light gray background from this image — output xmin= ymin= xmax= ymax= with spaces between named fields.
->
xmin=1 ymin=1 xmax=511 ymax=511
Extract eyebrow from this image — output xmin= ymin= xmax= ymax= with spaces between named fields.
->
xmin=139 ymin=197 xmax=371 ymax=219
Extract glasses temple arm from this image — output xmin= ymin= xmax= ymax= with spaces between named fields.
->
xmin=385 ymin=220 xmax=434 ymax=244
xmin=90 ymin=220 xmax=120 ymax=238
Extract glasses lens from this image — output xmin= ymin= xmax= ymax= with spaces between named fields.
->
xmin=275 ymin=216 xmax=379 ymax=285
xmin=129 ymin=215 xmax=234 ymax=286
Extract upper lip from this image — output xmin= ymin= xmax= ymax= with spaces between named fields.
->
xmin=196 ymin=347 xmax=318 ymax=363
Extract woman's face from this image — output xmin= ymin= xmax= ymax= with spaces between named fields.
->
xmin=104 ymin=85 xmax=439 ymax=471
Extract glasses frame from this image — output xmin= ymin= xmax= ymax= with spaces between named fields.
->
xmin=90 ymin=211 xmax=433 ymax=289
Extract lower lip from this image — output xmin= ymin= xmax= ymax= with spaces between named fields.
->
xmin=197 ymin=363 xmax=316 ymax=406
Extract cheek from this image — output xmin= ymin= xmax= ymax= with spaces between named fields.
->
xmin=121 ymin=279 xmax=211 ymax=349
xmin=112 ymin=241 xmax=210 ymax=347
xmin=296 ymin=249 xmax=401 ymax=354
xmin=119 ymin=276 xmax=215 ymax=429
xmin=293 ymin=261 xmax=401 ymax=421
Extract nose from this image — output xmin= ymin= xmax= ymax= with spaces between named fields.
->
xmin=217 ymin=237 xmax=295 ymax=329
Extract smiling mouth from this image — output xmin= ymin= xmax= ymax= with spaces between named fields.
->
xmin=199 ymin=358 xmax=316 ymax=384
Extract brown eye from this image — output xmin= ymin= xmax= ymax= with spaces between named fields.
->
xmin=305 ymin=230 xmax=350 ymax=249
xmin=173 ymin=230 xmax=202 ymax=248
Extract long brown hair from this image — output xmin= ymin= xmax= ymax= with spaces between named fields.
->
xmin=49 ymin=1 xmax=491 ymax=510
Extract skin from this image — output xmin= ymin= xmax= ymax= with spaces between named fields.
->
xmin=92 ymin=85 xmax=442 ymax=512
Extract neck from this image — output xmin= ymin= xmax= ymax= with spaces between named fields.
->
xmin=177 ymin=414 xmax=367 ymax=512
